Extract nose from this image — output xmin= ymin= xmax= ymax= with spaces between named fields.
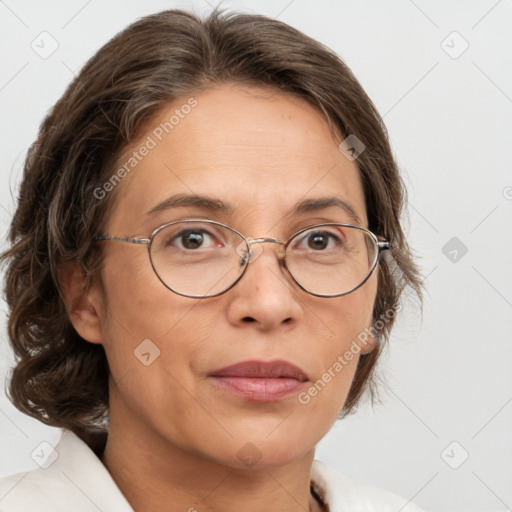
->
xmin=225 ymin=241 xmax=303 ymax=332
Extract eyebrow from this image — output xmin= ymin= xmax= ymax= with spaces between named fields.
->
xmin=147 ymin=194 xmax=234 ymax=216
xmin=147 ymin=193 xmax=362 ymax=225
xmin=292 ymin=197 xmax=362 ymax=225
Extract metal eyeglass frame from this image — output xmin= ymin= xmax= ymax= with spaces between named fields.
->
xmin=93 ymin=218 xmax=391 ymax=298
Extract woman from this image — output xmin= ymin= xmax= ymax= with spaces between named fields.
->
xmin=0 ymin=9 xmax=424 ymax=512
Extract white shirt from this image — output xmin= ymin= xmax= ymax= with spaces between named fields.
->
xmin=0 ymin=430 xmax=426 ymax=511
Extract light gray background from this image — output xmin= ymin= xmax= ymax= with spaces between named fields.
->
xmin=1 ymin=1 xmax=511 ymax=511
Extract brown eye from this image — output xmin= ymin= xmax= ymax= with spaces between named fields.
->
xmin=296 ymin=230 xmax=342 ymax=251
xmin=307 ymin=233 xmax=330 ymax=250
xmin=180 ymin=230 xmax=204 ymax=249
xmin=166 ymin=229 xmax=217 ymax=250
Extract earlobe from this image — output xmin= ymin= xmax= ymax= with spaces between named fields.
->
xmin=358 ymin=327 xmax=377 ymax=355
xmin=58 ymin=261 xmax=104 ymax=345
xmin=356 ymin=312 xmax=378 ymax=355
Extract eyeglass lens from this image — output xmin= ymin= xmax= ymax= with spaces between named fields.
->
xmin=149 ymin=221 xmax=378 ymax=298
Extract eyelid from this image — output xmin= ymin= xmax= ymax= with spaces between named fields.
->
xmin=290 ymin=226 xmax=345 ymax=248
xmin=171 ymin=224 xmax=219 ymax=238
xmin=287 ymin=218 xmax=356 ymax=236
xmin=292 ymin=224 xmax=347 ymax=237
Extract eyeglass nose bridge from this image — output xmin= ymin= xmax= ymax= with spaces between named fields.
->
xmin=238 ymin=237 xmax=286 ymax=266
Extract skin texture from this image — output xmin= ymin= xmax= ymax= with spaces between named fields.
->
xmin=62 ymin=84 xmax=378 ymax=512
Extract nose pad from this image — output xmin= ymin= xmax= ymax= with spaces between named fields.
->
xmin=235 ymin=237 xmax=263 ymax=266
xmin=235 ymin=237 xmax=285 ymax=266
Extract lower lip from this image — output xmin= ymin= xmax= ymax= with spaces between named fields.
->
xmin=210 ymin=376 xmax=307 ymax=402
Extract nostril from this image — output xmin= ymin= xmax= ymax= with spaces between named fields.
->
xmin=243 ymin=316 xmax=256 ymax=322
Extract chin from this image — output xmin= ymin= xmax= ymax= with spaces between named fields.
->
xmin=205 ymin=432 xmax=317 ymax=471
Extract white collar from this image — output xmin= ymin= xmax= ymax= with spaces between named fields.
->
xmin=1 ymin=429 xmax=425 ymax=512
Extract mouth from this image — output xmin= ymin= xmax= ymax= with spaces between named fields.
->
xmin=208 ymin=360 xmax=309 ymax=402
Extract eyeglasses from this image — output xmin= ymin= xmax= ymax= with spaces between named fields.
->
xmin=93 ymin=219 xmax=390 ymax=298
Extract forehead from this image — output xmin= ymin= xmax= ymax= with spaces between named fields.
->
xmin=106 ymin=84 xmax=367 ymax=233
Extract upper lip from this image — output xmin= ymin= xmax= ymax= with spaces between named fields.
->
xmin=209 ymin=360 xmax=309 ymax=381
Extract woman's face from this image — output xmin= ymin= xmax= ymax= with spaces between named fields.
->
xmin=91 ymin=84 xmax=378 ymax=468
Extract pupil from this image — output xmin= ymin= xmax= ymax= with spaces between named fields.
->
xmin=183 ymin=231 xmax=203 ymax=249
xmin=309 ymin=234 xmax=327 ymax=250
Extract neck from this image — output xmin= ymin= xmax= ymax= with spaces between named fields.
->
xmin=101 ymin=410 xmax=324 ymax=512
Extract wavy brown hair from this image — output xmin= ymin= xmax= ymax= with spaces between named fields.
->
xmin=1 ymin=8 xmax=422 ymax=450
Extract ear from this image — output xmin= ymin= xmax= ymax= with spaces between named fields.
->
xmin=58 ymin=261 xmax=104 ymax=345
xmin=358 ymin=325 xmax=377 ymax=355
xmin=358 ymin=280 xmax=382 ymax=355
xmin=356 ymin=309 xmax=378 ymax=355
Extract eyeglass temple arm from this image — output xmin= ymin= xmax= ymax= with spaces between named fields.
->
xmin=93 ymin=235 xmax=151 ymax=245
xmin=377 ymin=240 xmax=391 ymax=252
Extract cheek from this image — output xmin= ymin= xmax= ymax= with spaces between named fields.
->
xmin=293 ymin=344 xmax=360 ymax=449
xmin=298 ymin=357 xmax=359 ymax=413
xmin=98 ymin=293 xmax=222 ymax=441
xmin=99 ymin=248 xmax=191 ymax=337
xmin=316 ymin=279 xmax=377 ymax=348
xmin=299 ymin=281 xmax=377 ymax=409
xmin=96 ymin=252 xmax=205 ymax=386
xmin=98 ymin=244 xmax=225 ymax=352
